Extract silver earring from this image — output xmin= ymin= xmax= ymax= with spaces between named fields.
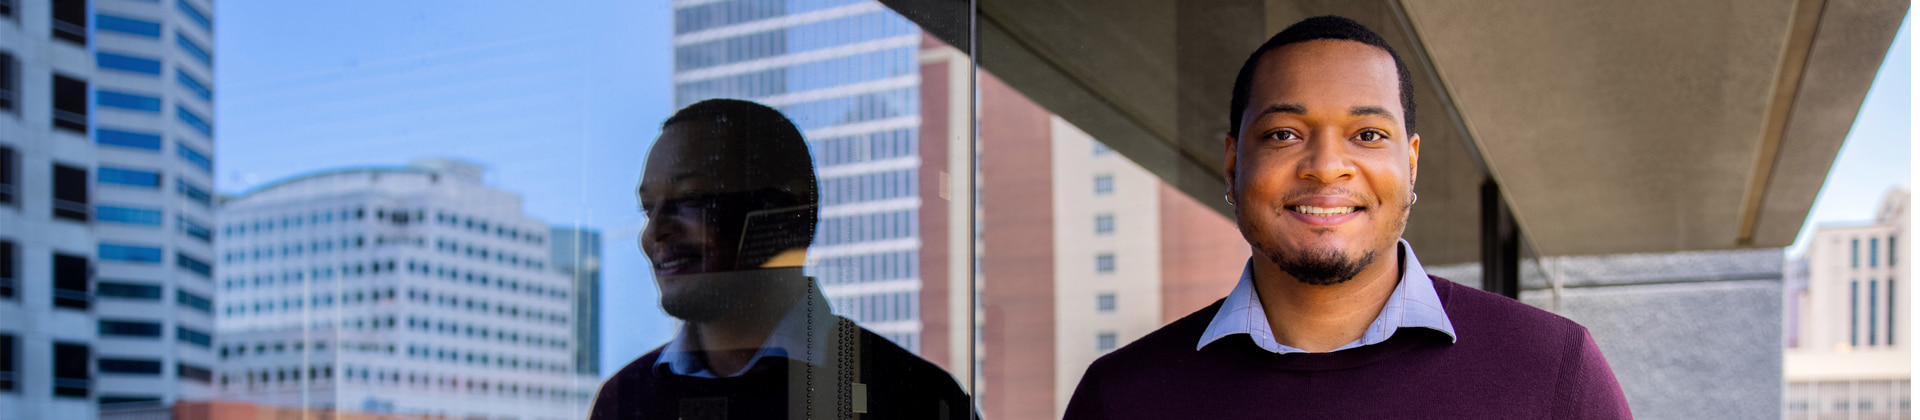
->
xmin=1224 ymin=194 xmax=1235 ymax=206
xmin=1411 ymin=192 xmax=1419 ymax=205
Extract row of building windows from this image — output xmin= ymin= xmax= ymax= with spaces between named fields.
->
xmin=813 ymin=250 xmax=917 ymax=285
xmin=435 ymin=211 xmax=548 ymax=245
xmin=1849 ymin=278 xmax=1898 ymax=348
xmin=830 ymin=291 xmax=917 ymax=323
xmin=96 ymin=208 xmax=218 ymax=246
xmin=811 ymin=127 xmax=917 ymax=168
xmin=780 ymin=87 xmax=918 ymax=130
xmin=817 ymin=209 xmax=916 ymax=246
xmin=225 ymin=208 xmax=372 ymax=236
xmin=0 ymin=149 xmax=214 ymax=224
xmin=434 ymin=237 xmax=549 ymax=271
xmin=97 ymin=319 xmax=212 ymax=347
xmin=223 ymin=234 xmax=371 ymax=262
xmin=218 ymin=339 xmax=568 ymax=375
xmin=820 ymin=168 xmax=916 ymax=207
xmin=94 ymin=280 xmax=212 ymax=313
xmin=674 ymin=10 xmax=913 ymax=72
xmin=410 ymin=259 xmax=569 ymax=300
xmin=405 ymin=315 xmax=570 ymax=351
xmin=674 ymin=47 xmax=916 ymax=108
xmin=221 ymin=258 xmax=568 ymax=302
xmin=224 ymin=285 xmax=566 ymax=331
xmin=673 ymin=0 xmax=868 ymax=35
xmin=1850 ymin=235 xmax=1899 ymax=268
xmin=222 ymin=365 xmax=585 ymax=401
xmin=96 ymin=128 xmax=214 ymax=174
xmin=0 ymin=336 xmax=92 ymax=398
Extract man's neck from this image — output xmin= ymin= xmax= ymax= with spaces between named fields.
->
xmin=687 ymin=268 xmax=811 ymax=376
xmin=1250 ymin=244 xmax=1404 ymax=352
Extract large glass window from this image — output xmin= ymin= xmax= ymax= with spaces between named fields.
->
xmin=98 ymin=167 xmax=161 ymax=188
xmin=99 ymin=320 xmax=163 ymax=338
xmin=52 ymin=164 xmax=89 ymax=221
xmin=51 ymin=75 xmax=87 ymax=133
xmin=97 ymin=205 xmax=163 ymax=226
xmin=52 ymin=253 xmax=89 ymax=310
xmin=175 ymin=32 xmax=213 ymax=66
xmin=95 ymin=14 xmax=161 ymax=38
xmin=50 ymin=0 xmax=86 ymax=45
xmin=177 ymin=141 xmax=214 ymax=172
xmin=97 ymin=90 xmax=162 ymax=113
xmin=97 ymin=129 xmax=164 ymax=151
xmin=177 ymin=105 xmax=213 ymax=137
xmin=97 ymin=281 xmax=163 ymax=300
xmin=99 ymin=243 xmax=163 ymax=263
xmin=96 ymin=52 xmax=162 ymax=75
xmin=52 ymin=343 xmax=88 ymax=397
xmin=176 ymin=0 xmax=212 ymax=31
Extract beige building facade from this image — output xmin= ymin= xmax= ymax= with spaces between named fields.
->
xmin=1785 ymin=189 xmax=1910 ymax=419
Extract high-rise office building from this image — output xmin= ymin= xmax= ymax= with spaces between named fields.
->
xmin=1 ymin=0 xmax=219 ymax=418
xmin=672 ymin=0 xmax=928 ymax=351
xmin=548 ymin=226 xmax=600 ymax=378
xmin=1785 ymin=188 xmax=1910 ymax=419
xmin=213 ymin=159 xmax=590 ymax=420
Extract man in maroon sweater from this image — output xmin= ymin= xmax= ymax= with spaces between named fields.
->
xmin=1064 ymin=16 xmax=1632 ymax=419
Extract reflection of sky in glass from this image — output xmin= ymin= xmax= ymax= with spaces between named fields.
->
xmin=216 ymin=0 xmax=676 ymax=377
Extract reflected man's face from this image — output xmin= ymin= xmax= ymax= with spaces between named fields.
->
xmin=639 ymin=122 xmax=753 ymax=277
xmin=1226 ymin=40 xmax=1420 ymax=285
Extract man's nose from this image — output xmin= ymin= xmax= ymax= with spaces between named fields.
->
xmin=1297 ymin=135 xmax=1357 ymax=184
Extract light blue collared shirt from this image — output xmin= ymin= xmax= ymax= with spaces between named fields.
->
xmin=1197 ymin=239 xmax=1457 ymax=353
xmin=654 ymin=271 xmax=836 ymax=378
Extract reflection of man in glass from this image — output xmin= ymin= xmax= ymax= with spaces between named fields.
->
xmin=591 ymin=99 xmax=971 ymax=419
xmin=1065 ymin=17 xmax=1630 ymax=418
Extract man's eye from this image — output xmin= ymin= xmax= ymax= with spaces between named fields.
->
xmin=1356 ymin=130 xmax=1387 ymax=142
xmin=1265 ymin=130 xmax=1300 ymax=141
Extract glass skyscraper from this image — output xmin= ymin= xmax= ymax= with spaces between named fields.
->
xmin=671 ymin=0 xmax=925 ymax=352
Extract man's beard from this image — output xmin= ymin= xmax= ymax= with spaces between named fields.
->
xmin=1270 ymin=246 xmax=1377 ymax=286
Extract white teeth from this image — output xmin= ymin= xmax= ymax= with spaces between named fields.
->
xmin=1291 ymin=206 xmax=1356 ymax=216
xmin=660 ymin=258 xmax=689 ymax=269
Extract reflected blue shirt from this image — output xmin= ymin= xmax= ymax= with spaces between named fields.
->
xmin=1197 ymin=239 xmax=1457 ymax=353
xmin=654 ymin=273 xmax=834 ymax=378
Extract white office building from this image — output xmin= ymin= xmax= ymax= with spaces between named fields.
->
xmin=1785 ymin=188 xmax=1911 ymax=419
xmin=214 ymin=159 xmax=590 ymax=420
xmin=672 ymin=0 xmax=926 ymax=352
xmin=2 ymin=0 xmax=219 ymax=418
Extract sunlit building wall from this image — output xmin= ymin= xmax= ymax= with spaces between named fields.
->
xmin=1 ymin=0 xmax=219 ymax=418
xmin=213 ymin=159 xmax=589 ymax=420
xmin=671 ymin=0 xmax=927 ymax=351
xmin=1785 ymin=188 xmax=1910 ymax=419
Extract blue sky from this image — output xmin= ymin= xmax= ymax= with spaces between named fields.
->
xmin=213 ymin=3 xmax=1908 ymax=376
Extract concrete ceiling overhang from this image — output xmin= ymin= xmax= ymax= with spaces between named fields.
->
xmin=881 ymin=0 xmax=1906 ymax=261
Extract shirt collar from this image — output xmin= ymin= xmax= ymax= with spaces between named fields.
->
xmin=654 ymin=269 xmax=835 ymax=378
xmin=1196 ymin=238 xmax=1457 ymax=353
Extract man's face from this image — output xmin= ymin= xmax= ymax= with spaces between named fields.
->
xmin=639 ymin=122 xmax=767 ymax=321
xmin=1226 ymin=39 xmax=1420 ymax=285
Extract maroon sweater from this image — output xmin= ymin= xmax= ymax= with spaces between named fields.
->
xmin=1065 ymin=277 xmax=1631 ymax=419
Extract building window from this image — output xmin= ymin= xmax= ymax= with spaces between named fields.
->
xmin=99 ymin=396 xmax=160 ymax=407
xmin=1891 ymin=235 xmax=1899 ymax=267
xmin=1869 ymin=280 xmax=1879 ymax=346
xmin=97 ymin=206 xmax=163 ymax=226
xmin=52 ymin=164 xmax=88 ymax=221
xmin=1850 ymin=280 xmax=1859 ymax=347
xmin=97 ymin=358 xmax=161 ymax=375
xmin=177 ymin=179 xmax=212 ymax=207
xmin=1852 ymin=239 xmax=1860 ymax=268
xmin=1890 ymin=279 xmax=1898 ymax=346
xmin=1092 ymin=141 xmax=1113 ymax=156
xmin=177 ymin=216 xmax=211 ymax=243
xmin=97 ymin=90 xmax=161 ymax=113
xmin=176 ymin=253 xmax=211 ymax=278
xmin=1096 ymin=253 xmax=1116 ymax=274
xmin=0 ymin=146 xmax=14 ymax=205
xmin=95 ymin=14 xmax=160 ymax=38
xmin=176 ymin=105 xmax=213 ymax=137
xmin=178 ymin=363 xmax=212 ymax=383
xmin=52 ymin=342 xmax=89 ymax=398
xmin=0 ymin=240 xmax=13 ymax=299
xmin=50 ymin=0 xmax=86 ymax=45
xmin=0 ymin=334 xmax=14 ymax=391
xmin=176 ymin=0 xmax=211 ymax=31
xmin=176 ymin=290 xmax=212 ymax=313
xmin=99 ymin=320 xmax=162 ymax=338
xmin=1871 ymin=238 xmax=1880 ymax=268
xmin=176 ymin=71 xmax=212 ymax=102
xmin=97 ymin=281 xmax=161 ymax=300
xmin=1094 ymin=174 xmax=1114 ymax=196
xmin=98 ymin=167 xmax=161 ymax=189
xmin=97 ymin=129 xmax=163 ymax=151
xmin=1096 ymin=293 xmax=1116 ymax=313
xmin=53 ymin=253 xmax=90 ymax=310
xmin=1094 ymin=213 xmax=1115 ymax=235
xmin=99 ymin=243 xmax=162 ymax=264
xmin=1097 ymin=332 xmax=1118 ymax=351
xmin=52 ymin=75 xmax=87 ymax=133
xmin=176 ymin=326 xmax=210 ymax=348
xmin=96 ymin=52 xmax=161 ymax=75
xmin=175 ymin=32 xmax=212 ymax=67
xmin=0 ymin=52 xmax=15 ymax=111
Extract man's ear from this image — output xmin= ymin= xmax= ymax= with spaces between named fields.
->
xmin=1407 ymin=133 xmax=1420 ymax=186
xmin=1224 ymin=135 xmax=1240 ymax=194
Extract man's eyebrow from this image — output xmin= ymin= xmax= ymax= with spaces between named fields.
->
xmin=636 ymin=171 xmax=700 ymax=195
xmin=1256 ymin=103 xmax=1308 ymax=119
xmin=1349 ymin=105 xmax=1396 ymax=120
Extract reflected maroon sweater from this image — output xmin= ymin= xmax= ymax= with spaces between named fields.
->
xmin=1065 ymin=277 xmax=1631 ymax=419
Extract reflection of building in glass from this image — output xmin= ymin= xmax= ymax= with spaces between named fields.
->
xmin=915 ymin=39 xmax=1250 ymax=419
xmin=1784 ymin=189 xmax=1910 ymax=419
xmin=1 ymin=0 xmax=220 ymax=418
xmin=548 ymin=227 xmax=601 ymax=378
xmin=213 ymin=159 xmax=590 ymax=419
xmin=672 ymin=0 xmax=927 ymax=352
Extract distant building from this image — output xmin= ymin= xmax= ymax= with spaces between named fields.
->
xmin=213 ymin=159 xmax=590 ymax=420
xmin=915 ymin=37 xmax=1250 ymax=420
xmin=1784 ymin=188 xmax=1910 ymax=419
xmin=2 ymin=0 xmax=220 ymax=418
xmin=548 ymin=227 xmax=600 ymax=378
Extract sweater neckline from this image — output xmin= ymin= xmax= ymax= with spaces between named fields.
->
xmin=1201 ymin=276 xmax=1459 ymax=372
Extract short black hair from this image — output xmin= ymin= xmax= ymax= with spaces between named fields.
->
xmin=1227 ymin=15 xmax=1415 ymax=137
xmin=659 ymin=98 xmax=819 ymax=242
